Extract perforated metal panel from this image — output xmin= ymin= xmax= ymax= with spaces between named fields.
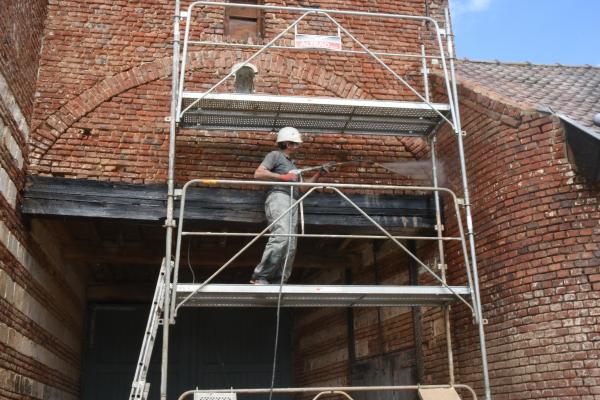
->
xmin=179 ymin=93 xmax=449 ymax=136
xmin=176 ymin=284 xmax=470 ymax=308
xmin=194 ymin=393 xmax=237 ymax=400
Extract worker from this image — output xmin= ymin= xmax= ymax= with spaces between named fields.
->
xmin=250 ymin=127 xmax=325 ymax=284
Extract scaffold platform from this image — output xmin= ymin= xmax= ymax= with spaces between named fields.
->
xmin=180 ymin=93 xmax=450 ymax=136
xmin=175 ymin=284 xmax=471 ymax=308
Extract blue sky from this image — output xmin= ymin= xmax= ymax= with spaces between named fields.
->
xmin=450 ymin=0 xmax=600 ymax=66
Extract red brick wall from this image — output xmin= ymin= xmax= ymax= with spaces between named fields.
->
xmin=294 ymin=70 xmax=600 ymax=399
xmin=294 ymin=241 xmax=421 ymax=393
xmin=29 ymin=0 xmax=449 ymax=186
xmin=0 ymin=1 xmax=48 ymax=120
xmin=22 ymin=0 xmax=458 ymax=397
xmin=294 ymin=268 xmax=349 ymax=389
xmin=20 ymin=1 xmax=600 ymax=398
xmin=422 ymin=75 xmax=600 ymax=399
xmin=1 ymin=1 xmax=86 ymax=399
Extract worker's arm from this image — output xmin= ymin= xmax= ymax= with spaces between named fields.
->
xmin=254 ymin=165 xmax=297 ymax=181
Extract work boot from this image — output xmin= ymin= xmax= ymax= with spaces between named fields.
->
xmin=250 ymin=278 xmax=269 ymax=285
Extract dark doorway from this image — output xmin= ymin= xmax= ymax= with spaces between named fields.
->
xmin=83 ymin=304 xmax=292 ymax=400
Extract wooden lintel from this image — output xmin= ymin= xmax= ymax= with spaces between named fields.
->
xmin=23 ymin=176 xmax=437 ymax=231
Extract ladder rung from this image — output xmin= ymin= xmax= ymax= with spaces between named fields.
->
xmin=129 ymin=259 xmax=168 ymax=400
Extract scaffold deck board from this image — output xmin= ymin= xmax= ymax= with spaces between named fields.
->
xmin=180 ymin=93 xmax=450 ymax=136
xmin=175 ymin=284 xmax=469 ymax=307
xmin=418 ymin=387 xmax=462 ymax=400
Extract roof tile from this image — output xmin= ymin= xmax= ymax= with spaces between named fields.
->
xmin=456 ymin=60 xmax=600 ymax=133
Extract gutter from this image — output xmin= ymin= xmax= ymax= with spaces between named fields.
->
xmin=538 ymin=106 xmax=600 ymax=182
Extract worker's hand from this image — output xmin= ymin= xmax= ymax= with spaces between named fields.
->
xmin=312 ymin=166 xmax=329 ymax=180
xmin=280 ymin=171 xmax=298 ymax=182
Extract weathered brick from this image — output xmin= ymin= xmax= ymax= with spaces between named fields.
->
xmin=419 ymin=75 xmax=600 ymax=399
xmin=4 ymin=0 xmax=600 ymax=399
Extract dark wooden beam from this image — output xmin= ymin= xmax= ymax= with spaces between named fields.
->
xmin=23 ymin=176 xmax=437 ymax=232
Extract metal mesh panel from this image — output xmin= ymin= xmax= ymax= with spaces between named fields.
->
xmin=352 ymin=106 xmax=439 ymax=118
xmin=193 ymin=393 xmax=237 ymax=400
xmin=176 ymin=284 xmax=470 ymax=308
xmin=180 ymin=93 xmax=449 ymax=135
xmin=276 ymin=102 xmax=355 ymax=115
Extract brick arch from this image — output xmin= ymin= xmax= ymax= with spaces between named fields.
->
xmin=29 ymin=51 xmax=368 ymax=164
xmin=30 ymin=58 xmax=172 ymax=164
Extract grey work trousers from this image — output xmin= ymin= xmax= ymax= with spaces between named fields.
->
xmin=252 ymin=191 xmax=298 ymax=283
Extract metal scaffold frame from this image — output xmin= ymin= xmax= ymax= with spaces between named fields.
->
xmin=171 ymin=180 xmax=476 ymax=315
xmin=131 ymin=2 xmax=492 ymax=400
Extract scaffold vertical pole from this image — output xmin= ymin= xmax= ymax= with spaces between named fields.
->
xmin=421 ymin=44 xmax=430 ymax=102
xmin=445 ymin=8 xmax=492 ymax=400
xmin=430 ymin=136 xmax=455 ymax=385
xmin=161 ymin=1 xmax=182 ymax=400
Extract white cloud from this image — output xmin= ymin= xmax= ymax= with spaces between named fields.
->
xmin=453 ymin=0 xmax=492 ymax=15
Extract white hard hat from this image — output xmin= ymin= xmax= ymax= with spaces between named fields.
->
xmin=276 ymin=127 xmax=302 ymax=143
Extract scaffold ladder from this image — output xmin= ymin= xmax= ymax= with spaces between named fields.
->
xmin=129 ymin=259 xmax=168 ymax=400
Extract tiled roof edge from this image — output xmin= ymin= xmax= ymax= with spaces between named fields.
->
xmin=456 ymin=58 xmax=600 ymax=69
xmin=431 ymin=71 xmax=537 ymax=116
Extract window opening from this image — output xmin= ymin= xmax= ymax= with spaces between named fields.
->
xmin=224 ymin=0 xmax=263 ymax=42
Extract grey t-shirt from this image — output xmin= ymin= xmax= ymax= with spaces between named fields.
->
xmin=261 ymin=150 xmax=298 ymax=197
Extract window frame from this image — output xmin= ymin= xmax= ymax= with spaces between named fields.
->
xmin=224 ymin=0 xmax=264 ymax=42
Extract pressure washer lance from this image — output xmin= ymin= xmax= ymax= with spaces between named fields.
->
xmin=289 ymin=161 xmax=359 ymax=234
xmin=290 ymin=159 xmax=431 ymax=232
xmin=290 ymin=159 xmax=364 ymax=175
xmin=296 ymin=159 xmax=433 ymax=179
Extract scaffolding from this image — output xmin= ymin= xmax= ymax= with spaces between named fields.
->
xmin=131 ymin=2 xmax=492 ymax=400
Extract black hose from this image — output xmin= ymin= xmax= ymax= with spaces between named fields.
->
xmin=268 ymin=186 xmax=294 ymax=400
